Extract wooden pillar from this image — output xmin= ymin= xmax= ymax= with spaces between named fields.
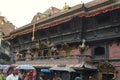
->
xmin=98 ymin=72 xmax=102 ymax=80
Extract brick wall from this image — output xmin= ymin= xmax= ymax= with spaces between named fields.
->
xmin=70 ymin=47 xmax=80 ymax=55
xmin=109 ymin=42 xmax=120 ymax=80
xmin=69 ymin=47 xmax=92 ymax=56
xmin=84 ymin=48 xmax=91 ymax=56
xmin=14 ymin=58 xmax=79 ymax=66
xmin=109 ymin=42 xmax=120 ymax=59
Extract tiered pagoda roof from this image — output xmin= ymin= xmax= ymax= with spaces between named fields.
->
xmin=4 ymin=0 xmax=120 ymax=40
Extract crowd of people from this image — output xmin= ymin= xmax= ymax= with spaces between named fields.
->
xmin=0 ymin=65 xmax=117 ymax=80
xmin=0 ymin=66 xmax=35 ymax=80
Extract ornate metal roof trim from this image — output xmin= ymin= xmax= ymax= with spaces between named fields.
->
xmin=79 ymin=4 xmax=120 ymax=17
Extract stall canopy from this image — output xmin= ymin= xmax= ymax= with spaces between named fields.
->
xmin=50 ymin=65 xmax=75 ymax=72
xmin=73 ymin=61 xmax=97 ymax=70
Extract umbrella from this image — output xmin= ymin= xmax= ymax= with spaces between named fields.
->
xmin=41 ymin=69 xmax=51 ymax=73
xmin=0 ymin=65 xmax=9 ymax=70
xmin=0 ymin=65 xmax=4 ymax=70
xmin=16 ymin=65 xmax=35 ymax=70
xmin=50 ymin=65 xmax=75 ymax=72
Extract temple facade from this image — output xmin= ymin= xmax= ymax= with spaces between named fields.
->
xmin=0 ymin=16 xmax=15 ymax=35
xmin=4 ymin=0 xmax=120 ymax=80
xmin=0 ymin=16 xmax=15 ymax=64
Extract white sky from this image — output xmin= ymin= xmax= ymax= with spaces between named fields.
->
xmin=0 ymin=0 xmax=93 ymax=28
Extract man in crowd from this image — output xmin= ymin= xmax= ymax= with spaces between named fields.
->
xmin=6 ymin=68 xmax=19 ymax=80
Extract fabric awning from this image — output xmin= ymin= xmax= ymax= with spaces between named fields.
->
xmin=72 ymin=61 xmax=97 ymax=70
xmin=50 ymin=65 xmax=75 ymax=72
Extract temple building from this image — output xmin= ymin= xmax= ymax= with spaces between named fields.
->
xmin=4 ymin=0 xmax=120 ymax=80
xmin=0 ymin=16 xmax=15 ymax=35
xmin=0 ymin=16 xmax=15 ymax=64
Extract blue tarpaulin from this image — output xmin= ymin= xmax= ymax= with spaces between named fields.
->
xmin=41 ymin=69 xmax=51 ymax=72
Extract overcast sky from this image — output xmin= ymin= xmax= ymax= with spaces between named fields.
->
xmin=0 ymin=0 xmax=93 ymax=28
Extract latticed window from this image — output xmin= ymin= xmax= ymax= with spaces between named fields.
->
xmin=94 ymin=47 xmax=105 ymax=56
xmin=112 ymin=9 xmax=120 ymax=22
xmin=39 ymin=30 xmax=46 ymax=36
xmin=93 ymin=46 xmax=105 ymax=59
xmin=96 ymin=12 xmax=110 ymax=24
xmin=60 ymin=22 xmax=70 ymax=31
xmin=49 ymin=27 xmax=57 ymax=34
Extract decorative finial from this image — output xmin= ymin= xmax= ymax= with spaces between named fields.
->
xmin=62 ymin=2 xmax=70 ymax=11
xmin=81 ymin=0 xmax=84 ymax=4
xmin=47 ymin=7 xmax=53 ymax=16
xmin=81 ymin=1 xmax=87 ymax=11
